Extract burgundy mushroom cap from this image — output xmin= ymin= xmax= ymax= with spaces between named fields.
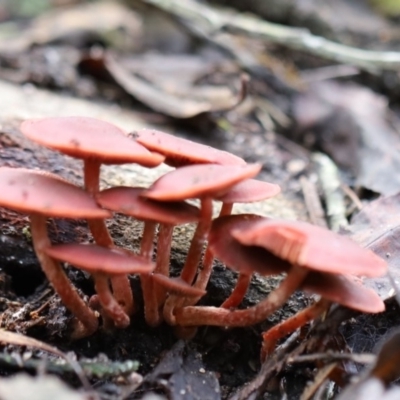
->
xmin=0 ymin=167 xmax=110 ymax=219
xmin=302 ymin=272 xmax=385 ymax=313
xmin=143 ymin=163 xmax=262 ymax=201
xmin=97 ymin=186 xmax=200 ymax=225
xmin=216 ymin=179 xmax=281 ymax=204
xmin=20 ymin=117 xmax=165 ymax=167
xmin=45 ymin=244 xmax=155 ymax=275
xmin=209 ymin=214 xmax=290 ymax=275
xmin=134 ymin=128 xmax=245 ymax=167
xmin=232 ymin=219 xmax=387 ymax=277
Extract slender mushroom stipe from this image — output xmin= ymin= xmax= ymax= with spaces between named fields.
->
xmin=97 ymin=186 xmax=200 ymax=326
xmin=142 ymin=163 xmax=263 ymax=325
xmin=0 ymin=167 xmax=111 ymax=338
xmin=20 ymin=116 xmax=165 ymax=316
xmin=45 ymin=243 xmax=155 ymax=328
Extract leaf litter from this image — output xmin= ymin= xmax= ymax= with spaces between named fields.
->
xmin=0 ymin=0 xmax=400 ymax=399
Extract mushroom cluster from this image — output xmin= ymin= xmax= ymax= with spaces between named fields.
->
xmin=0 ymin=116 xmax=386 ymax=359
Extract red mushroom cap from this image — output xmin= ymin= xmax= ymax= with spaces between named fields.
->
xmin=209 ymin=214 xmax=290 ymax=275
xmin=0 ymin=167 xmax=110 ymax=219
xmin=45 ymin=244 xmax=155 ymax=275
xmin=142 ymin=163 xmax=262 ymax=201
xmin=302 ymin=272 xmax=385 ymax=313
xmin=20 ymin=117 xmax=165 ymax=167
xmin=232 ymin=219 xmax=387 ymax=277
xmin=97 ymin=186 xmax=200 ymax=225
xmin=133 ymin=129 xmax=246 ymax=167
xmin=216 ymin=179 xmax=281 ymax=204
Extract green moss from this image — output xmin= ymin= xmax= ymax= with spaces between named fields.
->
xmin=370 ymin=0 xmax=400 ymax=16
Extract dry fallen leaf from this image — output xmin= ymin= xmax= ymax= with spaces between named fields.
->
xmin=293 ymin=81 xmax=400 ymax=196
xmin=349 ymin=193 xmax=400 ymax=300
xmin=0 ymin=1 xmax=142 ymax=53
xmin=142 ymin=341 xmax=221 ymax=400
xmin=102 ymin=52 xmax=242 ymax=119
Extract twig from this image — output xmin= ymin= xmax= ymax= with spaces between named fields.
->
xmin=340 ymin=183 xmax=363 ymax=211
xmin=300 ymin=65 xmax=360 ymax=83
xmin=312 ymin=153 xmax=348 ymax=232
xmin=300 ymin=362 xmax=338 ymax=400
xmin=140 ymin=0 xmax=400 ymax=72
xmin=300 ymin=175 xmax=328 ymax=228
xmin=288 ymin=351 xmax=375 ymax=365
xmin=229 ymin=331 xmax=300 ymax=400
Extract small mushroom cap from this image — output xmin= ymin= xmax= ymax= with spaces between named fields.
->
xmin=20 ymin=117 xmax=165 ymax=167
xmin=133 ymin=129 xmax=245 ymax=167
xmin=143 ymin=163 xmax=262 ymax=201
xmin=216 ymin=179 xmax=281 ymax=203
xmin=45 ymin=244 xmax=155 ymax=275
xmin=0 ymin=167 xmax=110 ymax=219
xmin=209 ymin=214 xmax=290 ymax=275
xmin=97 ymin=186 xmax=200 ymax=225
xmin=302 ymin=272 xmax=385 ymax=313
xmin=152 ymin=273 xmax=206 ymax=297
xmin=232 ymin=219 xmax=387 ymax=277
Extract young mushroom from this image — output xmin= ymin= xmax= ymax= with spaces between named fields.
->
xmin=142 ymin=163 xmax=262 ymax=324
xmin=0 ymin=167 xmax=112 ymax=338
xmin=44 ymin=244 xmax=154 ymax=329
xmin=174 ymin=217 xmax=386 ymax=330
xmin=20 ymin=116 xmax=165 ymax=315
xmin=96 ymin=186 xmax=200 ymax=326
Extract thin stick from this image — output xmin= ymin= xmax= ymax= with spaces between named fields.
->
xmin=141 ymin=0 xmax=400 ymax=72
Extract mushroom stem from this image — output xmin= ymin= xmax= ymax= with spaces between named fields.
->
xmin=140 ymin=221 xmax=158 ymax=326
xmin=155 ymin=224 xmax=173 ymax=277
xmin=153 ymin=223 xmax=174 ymax=323
xmin=174 ymin=265 xmax=309 ymax=327
xmin=83 ymin=159 xmax=134 ymax=316
xmin=260 ymin=298 xmax=332 ymax=361
xmin=220 ymin=202 xmax=234 ymax=216
xmin=94 ymin=274 xmax=130 ymax=329
xmin=83 ymin=159 xmax=101 ymax=194
xmin=221 ymin=273 xmax=252 ymax=309
xmin=30 ymin=214 xmax=98 ymax=338
xmin=185 ymin=201 xmax=234 ymax=306
xmin=181 ymin=197 xmax=213 ymax=283
xmin=163 ymin=197 xmax=213 ymax=325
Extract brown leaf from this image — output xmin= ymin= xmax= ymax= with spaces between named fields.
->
xmin=294 ymin=81 xmax=400 ymax=195
xmin=104 ymin=53 xmax=241 ymax=118
xmin=0 ymin=2 xmax=142 ymax=53
xmin=142 ymin=341 xmax=220 ymax=400
xmin=350 ymin=193 xmax=400 ymax=300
